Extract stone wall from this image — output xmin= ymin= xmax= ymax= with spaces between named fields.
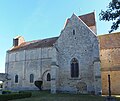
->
xmin=0 ymin=73 xmax=7 ymax=81
xmin=55 ymin=14 xmax=101 ymax=94
xmin=5 ymin=47 xmax=53 ymax=91
xmin=89 ymin=26 xmax=97 ymax=34
xmin=102 ymin=71 xmax=120 ymax=95
xmin=100 ymin=48 xmax=120 ymax=70
xmin=100 ymin=48 xmax=120 ymax=94
xmin=5 ymin=13 xmax=101 ymax=94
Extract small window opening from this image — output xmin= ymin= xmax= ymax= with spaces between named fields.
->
xmin=15 ymin=75 xmax=18 ymax=83
xmin=47 ymin=73 xmax=51 ymax=81
xmin=30 ymin=74 xmax=34 ymax=83
xmin=73 ymin=30 xmax=75 ymax=35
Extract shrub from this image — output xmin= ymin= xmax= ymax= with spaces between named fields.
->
xmin=34 ymin=80 xmax=43 ymax=90
xmin=19 ymin=91 xmax=26 ymax=93
xmin=2 ymin=90 xmax=11 ymax=94
xmin=0 ymin=92 xmax=32 ymax=101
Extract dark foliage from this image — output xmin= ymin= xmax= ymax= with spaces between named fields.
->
xmin=34 ymin=80 xmax=43 ymax=90
xmin=0 ymin=92 xmax=32 ymax=101
xmin=2 ymin=90 xmax=11 ymax=94
xmin=99 ymin=0 xmax=120 ymax=33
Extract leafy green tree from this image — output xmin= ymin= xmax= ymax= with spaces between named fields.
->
xmin=99 ymin=0 xmax=120 ymax=33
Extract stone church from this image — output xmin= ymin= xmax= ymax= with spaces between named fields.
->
xmin=4 ymin=12 xmax=101 ymax=94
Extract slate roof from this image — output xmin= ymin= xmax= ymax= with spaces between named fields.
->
xmin=98 ymin=32 xmax=120 ymax=49
xmin=8 ymin=37 xmax=58 ymax=52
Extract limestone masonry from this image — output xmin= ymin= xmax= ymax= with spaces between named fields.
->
xmin=98 ymin=33 xmax=120 ymax=94
xmin=2 ymin=12 xmax=102 ymax=94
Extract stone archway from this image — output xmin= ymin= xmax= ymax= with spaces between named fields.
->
xmin=76 ymin=82 xmax=87 ymax=94
xmin=42 ymin=70 xmax=51 ymax=90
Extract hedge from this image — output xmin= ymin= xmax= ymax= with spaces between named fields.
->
xmin=0 ymin=92 xmax=32 ymax=101
xmin=2 ymin=90 xmax=11 ymax=94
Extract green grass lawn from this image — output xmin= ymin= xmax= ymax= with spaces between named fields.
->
xmin=10 ymin=91 xmax=120 ymax=101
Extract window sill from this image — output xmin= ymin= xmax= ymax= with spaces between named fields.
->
xmin=68 ymin=78 xmax=81 ymax=80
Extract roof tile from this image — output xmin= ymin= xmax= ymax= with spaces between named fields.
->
xmin=79 ymin=12 xmax=96 ymax=27
xmin=8 ymin=37 xmax=58 ymax=52
xmin=98 ymin=32 xmax=120 ymax=49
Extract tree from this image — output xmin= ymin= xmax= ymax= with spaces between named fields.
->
xmin=99 ymin=0 xmax=120 ymax=33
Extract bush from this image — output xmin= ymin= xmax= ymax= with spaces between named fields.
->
xmin=0 ymin=92 xmax=32 ymax=101
xmin=34 ymin=80 xmax=43 ymax=90
xmin=19 ymin=91 xmax=26 ymax=93
xmin=2 ymin=90 xmax=11 ymax=94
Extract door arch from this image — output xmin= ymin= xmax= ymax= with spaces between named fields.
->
xmin=42 ymin=70 xmax=51 ymax=90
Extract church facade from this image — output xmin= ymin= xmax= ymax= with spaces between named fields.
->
xmin=4 ymin=12 xmax=101 ymax=94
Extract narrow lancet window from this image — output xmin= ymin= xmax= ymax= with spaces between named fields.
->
xmin=71 ymin=58 xmax=79 ymax=77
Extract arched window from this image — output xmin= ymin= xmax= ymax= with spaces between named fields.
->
xmin=15 ymin=75 xmax=18 ymax=83
xmin=47 ymin=73 xmax=51 ymax=81
xmin=71 ymin=58 xmax=79 ymax=77
xmin=30 ymin=74 xmax=34 ymax=83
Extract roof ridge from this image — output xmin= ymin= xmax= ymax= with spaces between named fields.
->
xmin=78 ymin=11 xmax=95 ymax=17
xmin=98 ymin=32 xmax=120 ymax=37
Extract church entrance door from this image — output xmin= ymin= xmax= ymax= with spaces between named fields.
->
xmin=42 ymin=71 xmax=51 ymax=90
